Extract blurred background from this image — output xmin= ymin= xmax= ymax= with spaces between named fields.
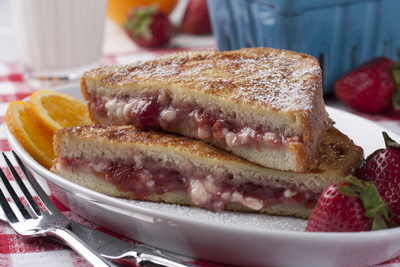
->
xmin=0 ymin=0 xmax=216 ymax=62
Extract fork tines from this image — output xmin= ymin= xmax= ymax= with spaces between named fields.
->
xmin=0 ymin=151 xmax=44 ymax=223
xmin=0 ymin=152 xmax=120 ymax=267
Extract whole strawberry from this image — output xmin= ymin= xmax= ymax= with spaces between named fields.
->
xmin=181 ymin=0 xmax=212 ymax=35
xmin=124 ymin=5 xmax=174 ymax=48
xmin=305 ymin=175 xmax=391 ymax=232
xmin=334 ymin=52 xmax=400 ymax=114
xmin=358 ymin=132 xmax=400 ymax=227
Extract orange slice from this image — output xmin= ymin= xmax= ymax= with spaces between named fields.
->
xmin=30 ymin=89 xmax=92 ymax=132
xmin=5 ymin=101 xmax=55 ymax=169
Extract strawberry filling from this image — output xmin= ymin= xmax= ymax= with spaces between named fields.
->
xmin=88 ymin=94 xmax=302 ymax=149
xmin=57 ymin=157 xmax=319 ymax=212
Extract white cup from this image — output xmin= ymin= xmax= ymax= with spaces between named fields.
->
xmin=11 ymin=0 xmax=107 ymax=89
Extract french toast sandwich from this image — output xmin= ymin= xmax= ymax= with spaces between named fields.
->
xmin=51 ymin=124 xmax=363 ymax=219
xmin=81 ymin=47 xmax=332 ymax=173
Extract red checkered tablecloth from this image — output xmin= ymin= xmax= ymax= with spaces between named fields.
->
xmin=1 ymin=50 xmax=400 ymax=267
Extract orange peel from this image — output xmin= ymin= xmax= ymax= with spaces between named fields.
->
xmin=5 ymin=101 xmax=54 ymax=169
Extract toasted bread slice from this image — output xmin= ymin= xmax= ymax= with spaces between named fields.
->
xmin=51 ymin=124 xmax=363 ymax=219
xmin=81 ymin=47 xmax=331 ymax=173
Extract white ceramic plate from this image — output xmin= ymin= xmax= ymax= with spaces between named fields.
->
xmin=6 ymin=84 xmax=400 ymax=267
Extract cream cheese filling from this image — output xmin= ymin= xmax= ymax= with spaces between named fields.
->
xmin=95 ymin=95 xmax=303 ymax=149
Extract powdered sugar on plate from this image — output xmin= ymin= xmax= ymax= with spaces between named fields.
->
xmin=128 ymin=199 xmax=307 ymax=232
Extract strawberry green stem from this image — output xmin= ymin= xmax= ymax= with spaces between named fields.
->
xmin=364 ymin=131 xmax=400 ymax=162
xmin=383 ymin=131 xmax=400 ymax=149
xmin=338 ymin=175 xmax=392 ymax=230
xmin=124 ymin=5 xmax=158 ymax=41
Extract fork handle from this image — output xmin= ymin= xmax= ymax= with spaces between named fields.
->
xmin=49 ymin=228 xmax=119 ymax=267
xmin=118 ymin=249 xmax=199 ymax=267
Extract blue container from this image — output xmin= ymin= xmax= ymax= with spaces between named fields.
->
xmin=207 ymin=0 xmax=400 ymax=94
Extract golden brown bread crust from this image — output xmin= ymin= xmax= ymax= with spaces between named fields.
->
xmin=82 ymin=48 xmax=321 ymax=111
xmin=51 ymin=124 xmax=363 ymax=219
xmin=81 ymin=47 xmax=331 ymax=172
xmin=309 ymin=127 xmax=364 ymax=175
xmin=54 ymin=124 xmax=251 ymax=164
xmin=53 ymin=124 xmax=362 ymax=178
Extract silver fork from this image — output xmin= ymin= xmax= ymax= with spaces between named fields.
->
xmin=0 ymin=151 xmax=118 ymax=267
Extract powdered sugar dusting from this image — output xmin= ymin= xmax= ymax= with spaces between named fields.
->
xmin=127 ymin=199 xmax=307 ymax=232
xmin=89 ymin=48 xmax=322 ymax=112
